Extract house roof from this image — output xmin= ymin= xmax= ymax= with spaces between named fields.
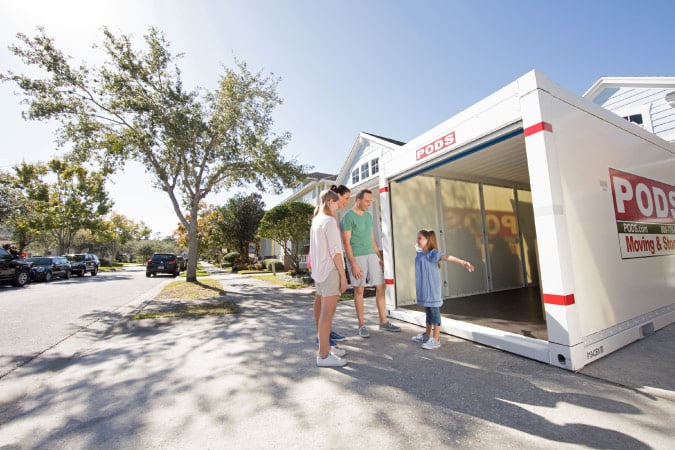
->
xmin=304 ymin=172 xmax=336 ymax=181
xmin=362 ymin=132 xmax=406 ymax=146
xmin=583 ymin=76 xmax=675 ymax=100
xmin=336 ymin=132 xmax=405 ymax=185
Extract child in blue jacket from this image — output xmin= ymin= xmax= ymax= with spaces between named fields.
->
xmin=413 ymin=229 xmax=475 ymax=349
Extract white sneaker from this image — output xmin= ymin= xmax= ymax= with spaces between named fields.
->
xmin=421 ymin=337 xmax=441 ymax=350
xmin=411 ymin=333 xmax=429 ymax=343
xmin=317 ymin=352 xmax=347 ymax=367
xmin=330 ymin=347 xmax=346 ymax=357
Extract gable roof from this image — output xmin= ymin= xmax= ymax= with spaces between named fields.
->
xmin=336 ymin=132 xmax=405 ymax=185
xmin=583 ymin=76 xmax=675 ymax=100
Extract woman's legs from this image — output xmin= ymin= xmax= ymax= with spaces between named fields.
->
xmin=318 ymin=295 xmax=339 ymax=358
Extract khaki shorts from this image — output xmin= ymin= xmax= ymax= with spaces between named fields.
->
xmin=316 ymin=269 xmax=340 ymax=297
xmin=347 ymin=254 xmax=384 ymax=287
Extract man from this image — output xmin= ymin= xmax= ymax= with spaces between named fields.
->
xmin=341 ymin=189 xmax=400 ymax=337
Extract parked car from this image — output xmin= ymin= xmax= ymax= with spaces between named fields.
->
xmin=65 ymin=253 xmax=100 ymax=277
xmin=146 ymin=253 xmax=180 ymax=277
xmin=25 ymin=256 xmax=71 ymax=282
xmin=0 ymin=247 xmax=31 ymax=287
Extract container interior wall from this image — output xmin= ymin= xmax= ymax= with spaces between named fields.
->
xmin=544 ymin=94 xmax=675 ymax=337
xmin=390 ymin=176 xmax=437 ymax=306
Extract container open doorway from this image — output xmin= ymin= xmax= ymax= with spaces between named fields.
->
xmin=387 ymin=128 xmax=548 ymax=344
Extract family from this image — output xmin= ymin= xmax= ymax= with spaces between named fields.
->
xmin=309 ymin=185 xmax=475 ymax=368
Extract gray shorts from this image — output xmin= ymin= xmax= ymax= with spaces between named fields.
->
xmin=316 ymin=269 xmax=340 ymax=297
xmin=347 ymin=254 xmax=384 ymax=287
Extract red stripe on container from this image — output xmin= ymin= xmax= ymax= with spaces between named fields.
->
xmin=543 ymin=293 xmax=575 ymax=306
xmin=384 ymin=278 xmax=394 ymax=285
xmin=524 ymin=121 xmax=553 ymax=137
xmin=380 ymin=186 xmax=389 ymax=193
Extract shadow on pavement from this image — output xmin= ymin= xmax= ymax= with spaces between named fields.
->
xmin=0 ymin=274 xmax=670 ymax=448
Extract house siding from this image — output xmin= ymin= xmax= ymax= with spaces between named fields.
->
xmin=597 ymin=86 xmax=675 ymax=141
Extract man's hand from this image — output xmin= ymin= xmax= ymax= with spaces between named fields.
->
xmin=351 ymin=263 xmax=363 ymax=279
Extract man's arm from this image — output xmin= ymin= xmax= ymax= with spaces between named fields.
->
xmin=341 ymin=229 xmax=362 ymax=279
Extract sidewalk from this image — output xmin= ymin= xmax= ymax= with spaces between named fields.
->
xmin=0 ymin=268 xmax=672 ymax=449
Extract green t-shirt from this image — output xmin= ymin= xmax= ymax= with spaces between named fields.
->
xmin=340 ymin=210 xmax=375 ymax=257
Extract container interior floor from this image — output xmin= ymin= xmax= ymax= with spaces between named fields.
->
xmin=401 ymin=286 xmax=548 ymax=340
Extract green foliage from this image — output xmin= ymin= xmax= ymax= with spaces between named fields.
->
xmin=223 ymin=252 xmax=240 ymax=263
xmin=258 ymin=201 xmax=313 ymax=271
xmin=2 ymin=26 xmax=306 ymax=282
xmin=11 ymin=159 xmax=112 ymax=254
xmin=215 ymin=193 xmax=266 ymax=260
xmin=263 ymin=258 xmax=284 ymax=271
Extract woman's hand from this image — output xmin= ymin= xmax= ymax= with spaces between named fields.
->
xmin=340 ymin=274 xmax=348 ymax=293
xmin=463 ymin=260 xmax=475 ymax=272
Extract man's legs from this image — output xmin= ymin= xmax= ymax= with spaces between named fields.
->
xmin=374 ymin=283 xmax=387 ymax=324
xmin=353 ymin=285 xmax=366 ymax=327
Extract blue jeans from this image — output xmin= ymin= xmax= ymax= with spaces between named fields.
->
xmin=425 ymin=307 xmax=441 ymax=326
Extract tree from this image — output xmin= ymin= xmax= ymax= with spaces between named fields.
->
xmin=90 ymin=213 xmax=148 ymax=265
xmin=258 ymin=201 xmax=314 ymax=271
xmin=13 ymin=159 xmax=112 ymax=255
xmin=215 ymin=193 xmax=266 ymax=261
xmin=0 ymin=171 xmax=25 ymax=226
xmin=2 ymin=27 xmax=305 ymax=282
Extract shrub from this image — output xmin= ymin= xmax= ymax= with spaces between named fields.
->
xmin=223 ymin=252 xmax=240 ymax=263
xmin=253 ymin=262 xmax=264 ymax=270
xmin=221 ymin=262 xmax=232 ymax=268
xmin=287 ymin=269 xmax=297 ymax=276
xmin=263 ymin=258 xmax=284 ymax=272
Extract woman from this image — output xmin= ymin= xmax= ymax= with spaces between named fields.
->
xmin=312 ymin=185 xmax=351 ymax=346
xmin=311 ymin=189 xmax=349 ymax=367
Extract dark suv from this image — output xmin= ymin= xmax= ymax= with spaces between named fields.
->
xmin=25 ymin=256 xmax=71 ymax=282
xmin=65 ymin=253 xmax=100 ymax=277
xmin=0 ymin=248 xmax=31 ymax=287
xmin=146 ymin=253 xmax=180 ymax=277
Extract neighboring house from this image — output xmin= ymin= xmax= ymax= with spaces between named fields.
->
xmin=583 ymin=76 xmax=675 ymax=143
xmin=259 ymin=172 xmax=336 ymax=269
xmin=334 ymin=132 xmax=405 ymax=244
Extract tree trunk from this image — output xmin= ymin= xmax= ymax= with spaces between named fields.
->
xmin=186 ymin=203 xmax=200 ymax=282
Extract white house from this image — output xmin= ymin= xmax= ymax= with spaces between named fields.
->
xmin=259 ymin=172 xmax=336 ymax=268
xmin=584 ymin=76 xmax=675 ymax=143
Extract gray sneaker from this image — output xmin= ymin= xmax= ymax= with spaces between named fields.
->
xmin=379 ymin=321 xmax=401 ymax=332
xmin=421 ymin=337 xmax=441 ymax=350
xmin=358 ymin=325 xmax=370 ymax=338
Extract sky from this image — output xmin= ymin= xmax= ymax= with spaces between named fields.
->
xmin=2 ymin=0 xmax=675 ymax=237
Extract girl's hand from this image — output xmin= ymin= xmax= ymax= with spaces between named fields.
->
xmin=463 ymin=260 xmax=475 ymax=272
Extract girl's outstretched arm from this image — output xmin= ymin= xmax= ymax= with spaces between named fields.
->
xmin=442 ymin=254 xmax=475 ymax=272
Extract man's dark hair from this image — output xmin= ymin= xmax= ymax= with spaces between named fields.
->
xmin=356 ymin=189 xmax=372 ymax=200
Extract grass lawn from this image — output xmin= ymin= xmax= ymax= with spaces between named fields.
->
xmin=251 ymin=274 xmax=308 ymax=289
xmin=132 ymin=278 xmax=239 ymax=319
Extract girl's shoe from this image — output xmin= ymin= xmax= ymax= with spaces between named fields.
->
xmin=421 ymin=337 xmax=441 ymax=350
xmin=412 ymin=333 xmax=429 ymax=343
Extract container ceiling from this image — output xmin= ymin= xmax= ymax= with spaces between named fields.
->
xmin=424 ymin=133 xmax=530 ymax=188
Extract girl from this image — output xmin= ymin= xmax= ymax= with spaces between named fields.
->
xmin=311 ymin=189 xmax=349 ymax=367
xmin=413 ymin=229 xmax=475 ymax=350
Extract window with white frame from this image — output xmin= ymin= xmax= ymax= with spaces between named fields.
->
xmin=616 ymin=104 xmax=653 ymax=132
xmin=351 ymin=168 xmax=360 ymax=184
xmin=371 ymin=158 xmax=379 ymax=175
xmin=360 ymin=162 xmax=369 ymax=180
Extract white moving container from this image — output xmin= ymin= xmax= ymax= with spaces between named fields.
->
xmin=379 ymin=70 xmax=675 ymax=370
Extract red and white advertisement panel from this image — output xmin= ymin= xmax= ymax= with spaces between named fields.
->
xmin=610 ymin=168 xmax=675 ymax=259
